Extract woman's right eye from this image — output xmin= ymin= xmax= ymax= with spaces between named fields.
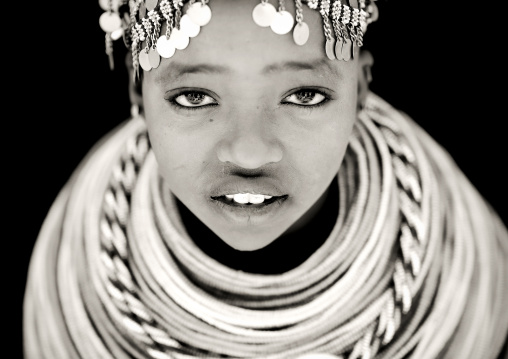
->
xmin=171 ymin=91 xmax=218 ymax=109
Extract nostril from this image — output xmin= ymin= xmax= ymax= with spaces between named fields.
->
xmin=217 ymin=135 xmax=283 ymax=168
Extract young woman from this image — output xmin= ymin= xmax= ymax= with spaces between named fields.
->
xmin=23 ymin=0 xmax=508 ymax=358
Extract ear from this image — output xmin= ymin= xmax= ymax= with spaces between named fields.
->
xmin=357 ymin=49 xmax=374 ymax=111
xmin=125 ymin=53 xmax=144 ymax=113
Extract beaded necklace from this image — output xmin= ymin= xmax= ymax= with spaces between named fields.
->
xmin=23 ymin=93 xmax=508 ymax=359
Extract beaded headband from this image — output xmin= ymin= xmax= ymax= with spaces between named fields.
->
xmin=99 ymin=0 xmax=379 ymax=79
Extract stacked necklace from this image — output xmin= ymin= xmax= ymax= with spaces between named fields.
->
xmin=23 ymin=93 xmax=508 ymax=359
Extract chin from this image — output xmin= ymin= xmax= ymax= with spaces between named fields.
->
xmin=214 ymin=228 xmax=283 ymax=251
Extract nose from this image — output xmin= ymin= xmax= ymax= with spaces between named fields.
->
xmin=216 ymin=112 xmax=283 ymax=169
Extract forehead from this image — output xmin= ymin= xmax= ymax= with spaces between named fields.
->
xmin=145 ymin=0 xmax=353 ymax=82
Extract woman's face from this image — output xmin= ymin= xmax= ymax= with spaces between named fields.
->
xmin=142 ymin=0 xmax=361 ymax=250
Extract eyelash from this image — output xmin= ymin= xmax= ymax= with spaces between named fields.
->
xmin=167 ymin=88 xmax=331 ymax=111
xmin=168 ymin=91 xmax=218 ymax=112
xmin=281 ymin=89 xmax=330 ymax=108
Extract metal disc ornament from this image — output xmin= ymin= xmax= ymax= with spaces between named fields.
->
xmin=293 ymin=22 xmax=309 ymax=45
xmin=180 ymin=14 xmax=200 ymax=37
xmin=157 ymin=36 xmax=176 ymax=58
xmin=270 ymin=10 xmax=294 ymax=35
xmin=169 ymin=28 xmax=190 ymax=50
xmin=334 ymin=37 xmax=344 ymax=60
xmin=99 ymin=12 xmax=122 ymax=32
xmin=341 ymin=38 xmax=352 ymax=61
xmin=252 ymin=2 xmax=277 ymax=27
xmin=139 ymin=50 xmax=152 ymax=71
xmin=148 ymin=48 xmax=161 ymax=68
xmin=145 ymin=0 xmax=158 ymax=11
xmin=325 ymin=39 xmax=336 ymax=60
xmin=187 ymin=2 xmax=212 ymax=26
xmin=111 ymin=28 xmax=124 ymax=40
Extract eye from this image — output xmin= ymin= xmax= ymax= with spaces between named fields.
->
xmin=172 ymin=91 xmax=218 ymax=108
xmin=282 ymin=89 xmax=328 ymax=106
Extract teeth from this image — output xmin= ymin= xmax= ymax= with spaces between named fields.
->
xmin=233 ymin=193 xmax=249 ymax=204
xmin=249 ymin=194 xmax=265 ymax=204
xmin=224 ymin=193 xmax=274 ymax=204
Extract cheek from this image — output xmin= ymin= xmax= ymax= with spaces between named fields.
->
xmin=297 ymin=127 xmax=350 ymax=184
xmin=287 ymin=104 xmax=356 ymax=189
xmin=143 ymin=93 xmax=209 ymax=193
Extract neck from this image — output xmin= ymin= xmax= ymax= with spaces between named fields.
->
xmin=177 ymin=176 xmax=339 ymax=274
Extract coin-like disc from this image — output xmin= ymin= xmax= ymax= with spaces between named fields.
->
xmin=111 ymin=28 xmax=124 ymax=40
xmin=270 ymin=11 xmax=294 ymax=35
xmin=157 ymin=36 xmax=176 ymax=58
xmin=334 ymin=37 xmax=344 ymax=60
xmin=180 ymin=14 xmax=200 ymax=37
xmin=139 ymin=50 xmax=152 ymax=71
xmin=349 ymin=0 xmax=359 ymax=8
xmin=148 ymin=48 xmax=161 ymax=68
xmin=252 ymin=2 xmax=277 ymax=27
xmin=99 ymin=0 xmax=121 ymax=11
xmin=325 ymin=39 xmax=336 ymax=60
xmin=145 ymin=0 xmax=158 ymax=11
xmin=99 ymin=12 xmax=122 ymax=32
xmin=187 ymin=3 xmax=212 ymax=26
xmin=361 ymin=22 xmax=367 ymax=33
xmin=341 ymin=38 xmax=352 ymax=61
xmin=169 ymin=28 xmax=190 ymax=50
xmin=293 ymin=22 xmax=309 ymax=45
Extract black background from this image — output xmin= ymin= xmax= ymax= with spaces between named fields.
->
xmin=13 ymin=1 xmax=506 ymax=358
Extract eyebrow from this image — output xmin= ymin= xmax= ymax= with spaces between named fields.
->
xmin=154 ymin=58 xmax=339 ymax=84
xmin=262 ymin=58 xmax=338 ymax=76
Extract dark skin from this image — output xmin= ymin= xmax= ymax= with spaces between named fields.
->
xmin=128 ymin=0 xmax=373 ymax=256
xmin=178 ymin=175 xmax=339 ymax=274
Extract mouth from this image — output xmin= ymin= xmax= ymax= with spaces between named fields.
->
xmin=211 ymin=193 xmax=289 ymax=207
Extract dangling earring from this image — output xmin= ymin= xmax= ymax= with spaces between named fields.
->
xmin=131 ymin=104 xmax=140 ymax=119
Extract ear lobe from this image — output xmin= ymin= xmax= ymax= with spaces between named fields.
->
xmin=125 ymin=54 xmax=144 ymax=112
xmin=357 ymin=50 xmax=374 ymax=110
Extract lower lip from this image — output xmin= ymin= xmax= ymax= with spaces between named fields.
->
xmin=209 ymin=196 xmax=289 ymax=222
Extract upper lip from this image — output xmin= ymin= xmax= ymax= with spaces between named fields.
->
xmin=209 ymin=178 xmax=287 ymax=198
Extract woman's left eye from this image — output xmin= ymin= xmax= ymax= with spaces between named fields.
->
xmin=282 ymin=90 xmax=328 ymax=106
xmin=172 ymin=91 xmax=217 ymax=108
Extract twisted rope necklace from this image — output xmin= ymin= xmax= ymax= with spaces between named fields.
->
xmin=24 ymin=93 xmax=508 ymax=359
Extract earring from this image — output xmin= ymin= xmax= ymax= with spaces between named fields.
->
xmin=131 ymin=104 xmax=140 ymax=118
